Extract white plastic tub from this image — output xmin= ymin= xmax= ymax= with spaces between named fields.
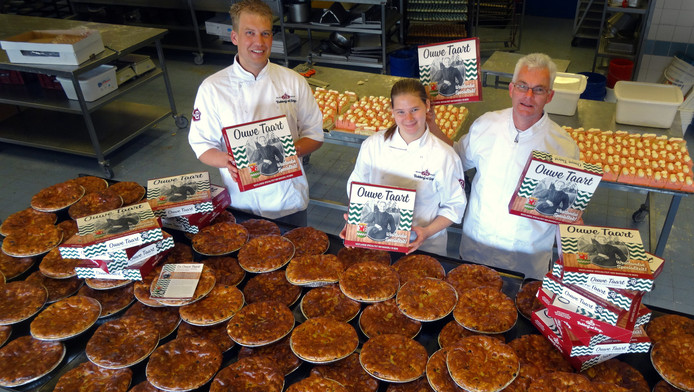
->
xmin=614 ymin=81 xmax=683 ymax=128
xmin=56 ymin=64 xmax=117 ymax=102
xmin=545 ymin=72 xmax=587 ymax=116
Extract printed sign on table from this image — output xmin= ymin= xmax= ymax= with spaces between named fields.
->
xmin=418 ymin=37 xmax=482 ymax=105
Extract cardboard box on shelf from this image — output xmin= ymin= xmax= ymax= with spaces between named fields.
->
xmin=118 ymin=53 xmax=155 ymax=75
xmin=0 ymin=29 xmax=104 ymax=65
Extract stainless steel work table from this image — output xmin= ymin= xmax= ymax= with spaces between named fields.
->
xmin=304 ymin=65 xmax=689 ymax=257
xmin=0 ymin=14 xmax=188 ymax=178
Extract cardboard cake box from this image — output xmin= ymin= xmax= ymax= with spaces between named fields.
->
xmin=75 ymin=247 xmax=168 ymax=281
xmin=509 ymin=150 xmax=602 ymax=224
xmin=558 ymin=319 xmax=650 ymax=357
xmin=541 ymin=273 xmax=643 ymax=325
xmin=86 ymin=231 xmax=174 ymax=274
xmin=344 ymin=182 xmax=416 ymax=253
xmin=537 ymin=287 xmax=639 ymax=343
xmin=561 ymin=303 xmax=652 ymax=347
xmin=556 ymin=224 xmax=655 ymax=291
xmin=59 ymin=201 xmax=163 ymax=259
xmin=550 ymin=259 xmax=646 ymax=311
xmin=531 ymin=308 xmax=618 ymax=371
xmin=222 ymin=115 xmax=303 ymax=192
xmin=160 ymin=185 xmax=231 ymax=234
xmin=147 ymin=172 xmax=213 ymax=218
xmin=0 ymin=29 xmax=104 ymax=65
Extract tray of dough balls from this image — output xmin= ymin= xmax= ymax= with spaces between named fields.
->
xmin=564 ymin=127 xmax=694 ymax=193
xmin=317 ymin=92 xmax=468 ymax=140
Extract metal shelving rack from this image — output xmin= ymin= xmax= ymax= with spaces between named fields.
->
xmin=470 ymin=0 xmax=524 ymax=53
xmin=0 ymin=14 xmax=187 ymax=178
xmin=572 ymin=0 xmax=605 ymax=46
xmin=591 ymin=0 xmax=653 ymax=76
xmin=278 ymin=0 xmax=402 ymax=73
xmin=405 ymin=0 xmax=469 ymax=45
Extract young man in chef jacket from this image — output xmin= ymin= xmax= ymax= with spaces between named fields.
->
xmin=435 ymin=53 xmax=580 ymax=279
xmin=188 ymin=0 xmax=323 ymax=226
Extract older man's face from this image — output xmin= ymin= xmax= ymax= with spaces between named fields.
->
xmin=509 ymin=65 xmax=555 ymax=124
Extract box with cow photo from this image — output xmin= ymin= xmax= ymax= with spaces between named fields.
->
xmin=160 ymin=184 xmax=231 ymax=234
xmin=556 ymin=224 xmax=656 ymax=292
xmin=344 ymin=182 xmax=416 ymax=253
xmin=59 ymin=201 xmax=163 ymax=260
xmin=222 ymin=115 xmax=302 ymax=192
xmin=509 ymin=150 xmax=602 ymax=224
xmin=147 ymin=172 xmax=213 ymax=218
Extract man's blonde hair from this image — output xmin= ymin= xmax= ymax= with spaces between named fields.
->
xmin=229 ymin=0 xmax=273 ymax=32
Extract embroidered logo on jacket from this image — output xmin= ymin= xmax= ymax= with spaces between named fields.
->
xmin=192 ymin=108 xmax=201 ymax=121
xmin=414 ymin=169 xmax=434 ymax=181
xmin=276 ymin=93 xmax=297 ymax=104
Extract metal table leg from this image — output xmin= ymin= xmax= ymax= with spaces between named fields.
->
xmin=188 ymin=0 xmax=205 ymax=65
xmin=155 ymin=39 xmax=188 ymax=129
xmin=70 ymin=75 xmax=113 ymax=178
xmin=654 ymin=194 xmax=682 ymax=257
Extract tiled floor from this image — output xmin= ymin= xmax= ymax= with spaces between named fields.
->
xmin=1 ymin=16 xmax=692 ymax=315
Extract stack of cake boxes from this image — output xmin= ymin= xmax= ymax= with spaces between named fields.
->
xmin=60 ymin=201 xmax=172 ymax=280
xmin=532 ymin=223 xmax=665 ymax=370
xmin=62 ymin=172 xmax=230 ymax=280
xmin=150 ymin=172 xmax=231 ymax=235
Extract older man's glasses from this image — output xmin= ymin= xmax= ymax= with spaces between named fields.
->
xmin=513 ymin=83 xmax=549 ymax=96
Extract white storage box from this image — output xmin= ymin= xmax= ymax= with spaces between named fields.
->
xmin=0 ymin=29 xmax=104 ymax=66
xmin=545 ymin=72 xmax=587 ymax=116
xmin=205 ymin=14 xmax=233 ymax=41
xmin=614 ymin=81 xmax=684 ymax=128
xmin=56 ymin=64 xmax=118 ymax=102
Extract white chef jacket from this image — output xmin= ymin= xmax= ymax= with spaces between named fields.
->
xmin=454 ymin=107 xmax=580 ymax=279
xmin=347 ymin=128 xmax=467 ymax=255
xmin=188 ymin=59 xmax=324 ymax=219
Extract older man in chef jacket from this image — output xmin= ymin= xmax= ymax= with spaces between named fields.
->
xmin=188 ymin=0 xmax=323 ymax=226
xmin=433 ymin=53 xmax=580 ymax=279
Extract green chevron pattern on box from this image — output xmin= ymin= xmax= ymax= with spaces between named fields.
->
xmin=347 ymin=203 xmax=363 ymax=225
xmin=605 ymin=291 xmax=631 ymax=310
xmin=532 ymin=150 xmax=553 ymax=160
xmin=397 ymin=209 xmax=413 ymax=231
xmin=517 ymin=178 xmax=539 ymax=198
xmin=232 ymin=146 xmax=249 ymax=169
xmin=280 ymin=135 xmax=297 ymax=155
xmin=561 ymin=237 xmax=579 ymax=254
xmin=583 ymin=162 xmax=604 ymax=174
xmin=420 ymin=64 xmax=432 ymax=84
xmin=626 ymin=243 xmax=647 ymax=260
xmin=572 ymin=190 xmax=592 ymax=210
xmin=464 ymin=59 xmax=478 ymax=80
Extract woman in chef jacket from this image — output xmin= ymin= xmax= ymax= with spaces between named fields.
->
xmin=341 ymin=79 xmax=468 ymax=255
